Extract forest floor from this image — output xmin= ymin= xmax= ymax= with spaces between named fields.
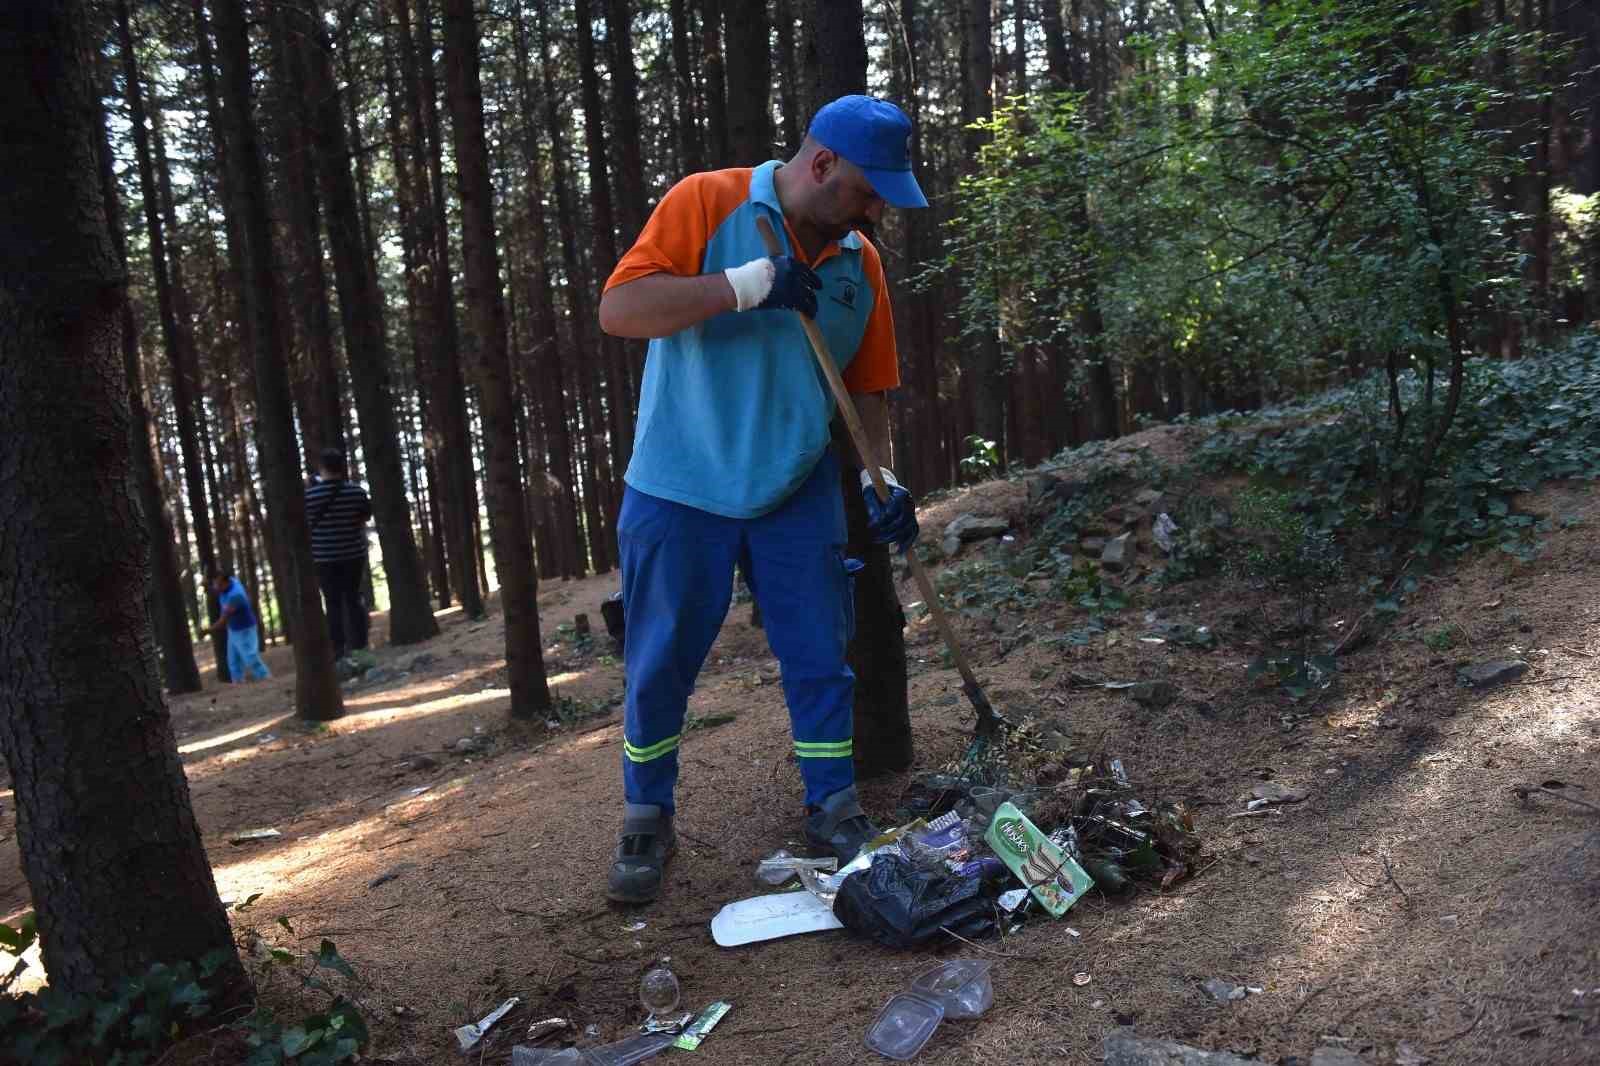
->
xmin=3 ymin=423 xmax=1598 ymax=1066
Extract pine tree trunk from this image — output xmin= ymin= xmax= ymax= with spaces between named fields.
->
xmin=211 ymin=0 xmax=343 ymax=720
xmin=669 ymin=0 xmax=705 ymax=172
xmin=151 ymin=115 xmax=241 ymax=639
xmin=963 ymin=0 xmax=1007 ymax=458
xmin=605 ymin=0 xmax=650 ymax=424
xmin=98 ymin=85 xmax=202 ymax=696
xmin=267 ymin=2 xmax=344 ymax=462
xmin=834 ymin=423 xmax=915 ymax=775
xmin=442 ymin=0 xmax=553 ymax=719
xmin=162 ymin=425 xmax=203 ymax=633
xmin=379 ymin=7 xmax=454 ymax=606
xmin=0 ymin=0 xmax=248 ymax=1001
xmin=724 ymin=0 xmax=773 ymax=164
xmin=191 ymin=0 xmax=257 ymax=651
xmin=119 ymin=0 xmax=230 ymax=681
xmin=386 ymin=0 xmax=450 ymax=608
xmin=1531 ymin=0 xmax=1553 ymax=342
xmin=807 ymin=0 xmax=912 ymax=775
xmin=803 ymin=0 xmax=867 ymax=113
xmin=513 ymin=1 xmax=585 ymax=578
xmin=1013 ymin=0 xmax=1029 ymax=96
xmin=575 ymin=0 xmax=636 ymax=483
xmin=292 ymin=0 xmax=439 ymax=646
xmin=536 ymin=0 xmax=612 ymax=573
xmin=606 ymin=0 xmax=648 ymax=249
xmin=774 ymin=0 xmax=803 ymax=154
xmin=699 ymin=0 xmax=731 ymax=165
xmin=1042 ymin=0 xmax=1070 ymax=88
xmin=895 ymin=0 xmax=944 ymax=496
xmin=410 ymin=0 xmax=485 ymax=617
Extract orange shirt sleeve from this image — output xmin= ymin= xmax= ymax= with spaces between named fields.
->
xmin=604 ymin=169 xmax=750 ymax=292
xmin=842 ymin=235 xmax=901 ymax=394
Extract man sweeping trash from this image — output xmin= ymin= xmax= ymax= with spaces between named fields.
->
xmin=597 ymin=95 xmax=927 ymax=904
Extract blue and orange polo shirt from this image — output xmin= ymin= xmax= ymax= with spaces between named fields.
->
xmin=604 ymin=159 xmax=900 ymax=519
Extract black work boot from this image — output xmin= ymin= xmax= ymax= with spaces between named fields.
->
xmin=804 ymin=786 xmax=882 ymax=864
xmin=607 ymin=803 xmax=676 ymax=904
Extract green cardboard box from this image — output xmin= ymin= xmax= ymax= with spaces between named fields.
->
xmin=983 ymin=801 xmax=1094 ymax=916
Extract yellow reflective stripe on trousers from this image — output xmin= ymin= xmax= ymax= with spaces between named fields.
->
xmin=624 ymin=733 xmax=681 ymax=763
xmin=793 ymin=739 xmax=852 ymax=758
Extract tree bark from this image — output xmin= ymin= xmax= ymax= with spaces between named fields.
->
xmin=536 ymin=0 xmax=612 ymax=573
xmin=808 ymin=0 xmax=912 ymax=775
xmin=267 ymin=1 xmax=344 ymax=463
xmin=292 ymin=0 xmax=439 ymax=646
xmin=894 ymin=0 xmax=945 ymax=496
xmin=774 ymin=0 xmax=803 ymax=153
xmin=669 ymin=0 xmax=705 ymax=172
xmin=1013 ymin=0 xmax=1029 ymax=96
xmin=409 ymin=0 xmax=486 ymax=617
xmin=192 ymin=0 xmax=268 ymax=648
xmin=118 ymin=0 xmax=230 ymax=681
xmin=442 ymin=0 xmax=553 ymax=720
xmin=606 ymin=0 xmax=649 ymax=250
xmin=98 ymin=68 xmax=202 ymax=696
xmin=1531 ymin=0 xmax=1553 ymax=341
xmin=964 ymin=0 xmax=1007 ymax=459
xmin=1042 ymin=0 xmax=1070 ymax=88
xmin=802 ymin=0 xmax=868 ymax=114
xmin=379 ymin=2 xmax=454 ymax=605
xmin=699 ymin=0 xmax=731 ymax=165
xmin=513 ymin=0 xmax=585 ymax=578
xmin=724 ymin=0 xmax=774 ymax=164
xmin=574 ymin=0 xmax=635 ymax=484
xmin=211 ymin=0 xmax=344 ymax=720
xmin=0 ymin=0 xmax=248 ymax=1002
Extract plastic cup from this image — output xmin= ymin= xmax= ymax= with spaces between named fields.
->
xmin=910 ymin=958 xmax=995 ymax=1020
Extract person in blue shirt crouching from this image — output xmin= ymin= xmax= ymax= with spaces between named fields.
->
xmin=209 ymin=572 xmax=271 ymax=684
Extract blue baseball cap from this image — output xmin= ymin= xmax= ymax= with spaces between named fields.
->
xmin=808 ymin=95 xmax=928 ymax=209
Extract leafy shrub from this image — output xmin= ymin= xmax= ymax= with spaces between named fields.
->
xmin=959 ymin=435 xmax=1001 ymax=480
xmin=1183 ymin=334 xmax=1600 ymax=561
xmin=0 ymin=912 xmax=367 ymax=1066
xmin=1230 ymin=488 xmax=1345 ymax=699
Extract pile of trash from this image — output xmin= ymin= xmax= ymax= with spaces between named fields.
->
xmin=722 ymin=756 xmax=1199 ymax=935
xmin=703 ymin=752 xmax=1202 ymax=1059
xmin=503 ymin=753 xmax=1201 ymax=1064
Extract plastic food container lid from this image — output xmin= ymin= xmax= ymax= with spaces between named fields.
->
xmin=910 ymin=958 xmax=995 ymax=1020
xmin=864 ymin=992 xmax=945 ymax=1060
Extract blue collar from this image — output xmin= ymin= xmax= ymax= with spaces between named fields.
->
xmin=750 ymin=161 xmax=863 ymax=253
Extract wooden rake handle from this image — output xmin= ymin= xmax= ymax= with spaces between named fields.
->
xmin=753 ymin=215 xmax=1000 ymax=735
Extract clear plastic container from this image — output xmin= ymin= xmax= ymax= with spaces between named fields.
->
xmin=863 ymin=992 xmax=945 ymax=1060
xmin=910 ymin=958 xmax=995 ymax=1020
xmin=510 ymin=1048 xmax=586 ymax=1066
xmin=582 ymin=1031 xmax=676 ymax=1066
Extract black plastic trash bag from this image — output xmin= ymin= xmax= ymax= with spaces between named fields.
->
xmin=834 ymin=853 xmax=994 ymax=949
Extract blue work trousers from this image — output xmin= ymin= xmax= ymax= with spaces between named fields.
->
xmin=618 ymin=452 xmax=856 ymax=812
xmin=227 ymin=625 xmax=271 ymax=682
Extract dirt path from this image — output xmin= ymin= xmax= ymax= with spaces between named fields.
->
xmin=2 ymin=459 xmax=1596 ymax=1065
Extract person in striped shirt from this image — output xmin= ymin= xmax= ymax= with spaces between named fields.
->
xmin=304 ymin=448 xmax=373 ymax=664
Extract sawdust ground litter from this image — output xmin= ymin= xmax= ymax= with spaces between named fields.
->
xmin=1 ymin=425 xmax=1596 ymax=1065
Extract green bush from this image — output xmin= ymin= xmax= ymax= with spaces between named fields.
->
xmin=1184 ymin=334 xmax=1600 ymax=562
xmin=0 ymin=913 xmax=367 ymax=1066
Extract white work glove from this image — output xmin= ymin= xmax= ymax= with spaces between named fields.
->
xmin=723 ymin=255 xmax=821 ymax=315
